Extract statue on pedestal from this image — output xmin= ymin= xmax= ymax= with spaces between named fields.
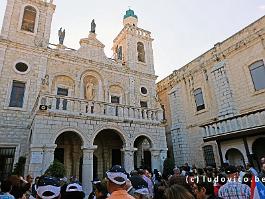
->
xmin=58 ymin=27 xmax=65 ymax=45
xmin=90 ymin=19 xmax=96 ymax=33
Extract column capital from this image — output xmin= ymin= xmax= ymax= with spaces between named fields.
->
xmin=82 ymin=145 xmax=97 ymax=152
xmin=121 ymin=147 xmax=137 ymax=152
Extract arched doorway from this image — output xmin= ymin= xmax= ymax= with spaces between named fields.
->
xmin=134 ymin=136 xmax=152 ymax=171
xmin=54 ymin=131 xmax=83 ymax=180
xmin=93 ymin=129 xmax=124 ymax=179
xmin=225 ymin=148 xmax=245 ymax=166
xmin=252 ymin=137 xmax=265 ymax=168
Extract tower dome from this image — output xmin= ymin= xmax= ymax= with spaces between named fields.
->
xmin=123 ymin=9 xmax=138 ymax=19
xmin=123 ymin=9 xmax=138 ymax=26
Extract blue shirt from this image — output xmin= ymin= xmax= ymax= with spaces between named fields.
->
xmin=218 ymin=181 xmax=250 ymax=199
xmin=0 ymin=192 xmax=15 ymax=199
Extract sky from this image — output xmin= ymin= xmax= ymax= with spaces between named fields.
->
xmin=0 ymin=0 xmax=265 ymax=81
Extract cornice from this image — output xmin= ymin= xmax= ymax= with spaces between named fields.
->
xmin=0 ymin=39 xmax=157 ymax=80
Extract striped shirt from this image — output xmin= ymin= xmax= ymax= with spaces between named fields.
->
xmin=218 ymin=181 xmax=250 ymax=199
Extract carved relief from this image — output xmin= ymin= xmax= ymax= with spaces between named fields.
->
xmin=41 ymin=74 xmax=49 ymax=86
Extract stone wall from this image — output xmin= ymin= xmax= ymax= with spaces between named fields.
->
xmin=157 ymin=15 xmax=265 ymax=167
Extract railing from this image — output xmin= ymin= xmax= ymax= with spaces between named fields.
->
xmin=202 ymin=108 xmax=265 ymax=138
xmin=39 ymin=94 xmax=163 ymax=123
xmin=44 ymin=0 xmax=54 ymax=3
xmin=125 ymin=25 xmax=151 ymax=38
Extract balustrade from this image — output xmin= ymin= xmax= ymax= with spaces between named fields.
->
xmin=39 ymin=95 xmax=163 ymax=123
xmin=202 ymin=109 xmax=265 ymax=138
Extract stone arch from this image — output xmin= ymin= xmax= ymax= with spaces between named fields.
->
xmin=51 ymin=75 xmax=75 ymax=96
xmin=133 ymin=134 xmax=153 ymax=170
xmin=133 ymin=134 xmax=154 ymax=148
xmin=109 ymin=84 xmax=125 ymax=104
xmin=20 ymin=4 xmax=39 ymax=33
xmin=53 ymin=129 xmax=85 ymax=179
xmin=91 ymin=125 xmax=127 ymax=146
xmin=52 ymin=127 xmax=88 ymax=147
xmin=225 ymin=148 xmax=245 ymax=166
xmin=92 ymin=126 xmax=126 ymax=179
xmin=80 ymin=70 xmax=104 ymax=101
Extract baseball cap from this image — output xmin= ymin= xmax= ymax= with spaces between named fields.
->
xmin=37 ymin=176 xmax=61 ymax=199
xmin=130 ymin=176 xmax=149 ymax=195
xmin=91 ymin=177 xmax=101 ymax=185
xmin=66 ymin=182 xmax=83 ymax=192
xmin=106 ymin=165 xmax=128 ymax=185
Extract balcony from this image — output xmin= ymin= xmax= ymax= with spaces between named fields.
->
xmin=38 ymin=94 xmax=163 ymax=124
xmin=202 ymin=108 xmax=265 ymax=141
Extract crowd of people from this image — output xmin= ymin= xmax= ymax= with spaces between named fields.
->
xmin=0 ymin=157 xmax=265 ymax=199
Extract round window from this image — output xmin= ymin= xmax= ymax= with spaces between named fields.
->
xmin=15 ymin=62 xmax=28 ymax=73
xmin=141 ymin=87 xmax=148 ymax=95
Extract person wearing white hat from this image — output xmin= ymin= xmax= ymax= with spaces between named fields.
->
xmin=63 ymin=182 xmax=85 ymax=199
xmin=36 ymin=176 xmax=61 ymax=199
xmin=106 ymin=165 xmax=134 ymax=199
xmin=129 ymin=175 xmax=149 ymax=199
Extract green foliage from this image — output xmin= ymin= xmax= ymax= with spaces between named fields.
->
xmin=163 ymin=157 xmax=175 ymax=179
xmin=45 ymin=160 xmax=66 ymax=178
xmin=12 ymin=156 xmax=26 ymax=176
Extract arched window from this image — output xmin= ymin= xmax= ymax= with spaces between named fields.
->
xmin=249 ymin=60 xmax=265 ymax=91
xmin=137 ymin=42 xmax=145 ymax=62
xmin=21 ymin=6 xmax=37 ymax=33
xmin=194 ymin=88 xmax=205 ymax=111
xmin=117 ymin=46 xmax=122 ymax=60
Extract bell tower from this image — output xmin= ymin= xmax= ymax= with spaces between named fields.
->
xmin=112 ymin=9 xmax=155 ymax=75
xmin=1 ymin=0 xmax=56 ymax=47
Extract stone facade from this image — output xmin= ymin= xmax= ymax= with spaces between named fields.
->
xmin=157 ymin=16 xmax=265 ymax=169
xmin=0 ymin=0 xmax=167 ymax=194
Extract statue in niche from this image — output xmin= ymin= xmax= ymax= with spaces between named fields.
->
xmin=90 ymin=19 xmax=96 ymax=33
xmin=58 ymin=27 xmax=65 ymax=45
xmin=85 ymin=79 xmax=95 ymax=100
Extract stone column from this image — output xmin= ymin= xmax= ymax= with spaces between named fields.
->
xmin=169 ymin=85 xmax=190 ymax=166
xmin=82 ymin=147 xmax=96 ymax=195
xmin=151 ymin=149 xmax=160 ymax=171
xmin=211 ymin=61 xmax=237 ymax=119
xmin=122 ymin=148 xmax=136 ymax=173
xmin=160 ymin=149 xmax=168 ymax=172
xmin=43 ymin=144 xmax=57 ymax=173
xmin=0 ymin=46 xmax=7 ymax=76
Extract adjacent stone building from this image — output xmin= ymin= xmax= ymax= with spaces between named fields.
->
xmin=0 ymin=0 xmax=167 ymax=194
xmin=157 ymin=16 xmax=265 ymax=169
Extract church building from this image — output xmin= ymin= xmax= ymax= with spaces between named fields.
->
xmin=0 ymin=0 xmax=167 ymax=194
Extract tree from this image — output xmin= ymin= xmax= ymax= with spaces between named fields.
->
xmin=45 ymin=160 xmax=66 ymax=178
xmin=12 ymin=156 xmax=26 ymax=176
xmin=163 ymin=157 xmax=175 ymax=179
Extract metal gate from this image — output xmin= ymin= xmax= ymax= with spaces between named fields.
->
xmin=0 ymin=147 xmax=16 ymax=181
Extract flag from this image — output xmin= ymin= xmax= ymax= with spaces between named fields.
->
xmin=250 ymin=168 xmax=265 ymax=199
